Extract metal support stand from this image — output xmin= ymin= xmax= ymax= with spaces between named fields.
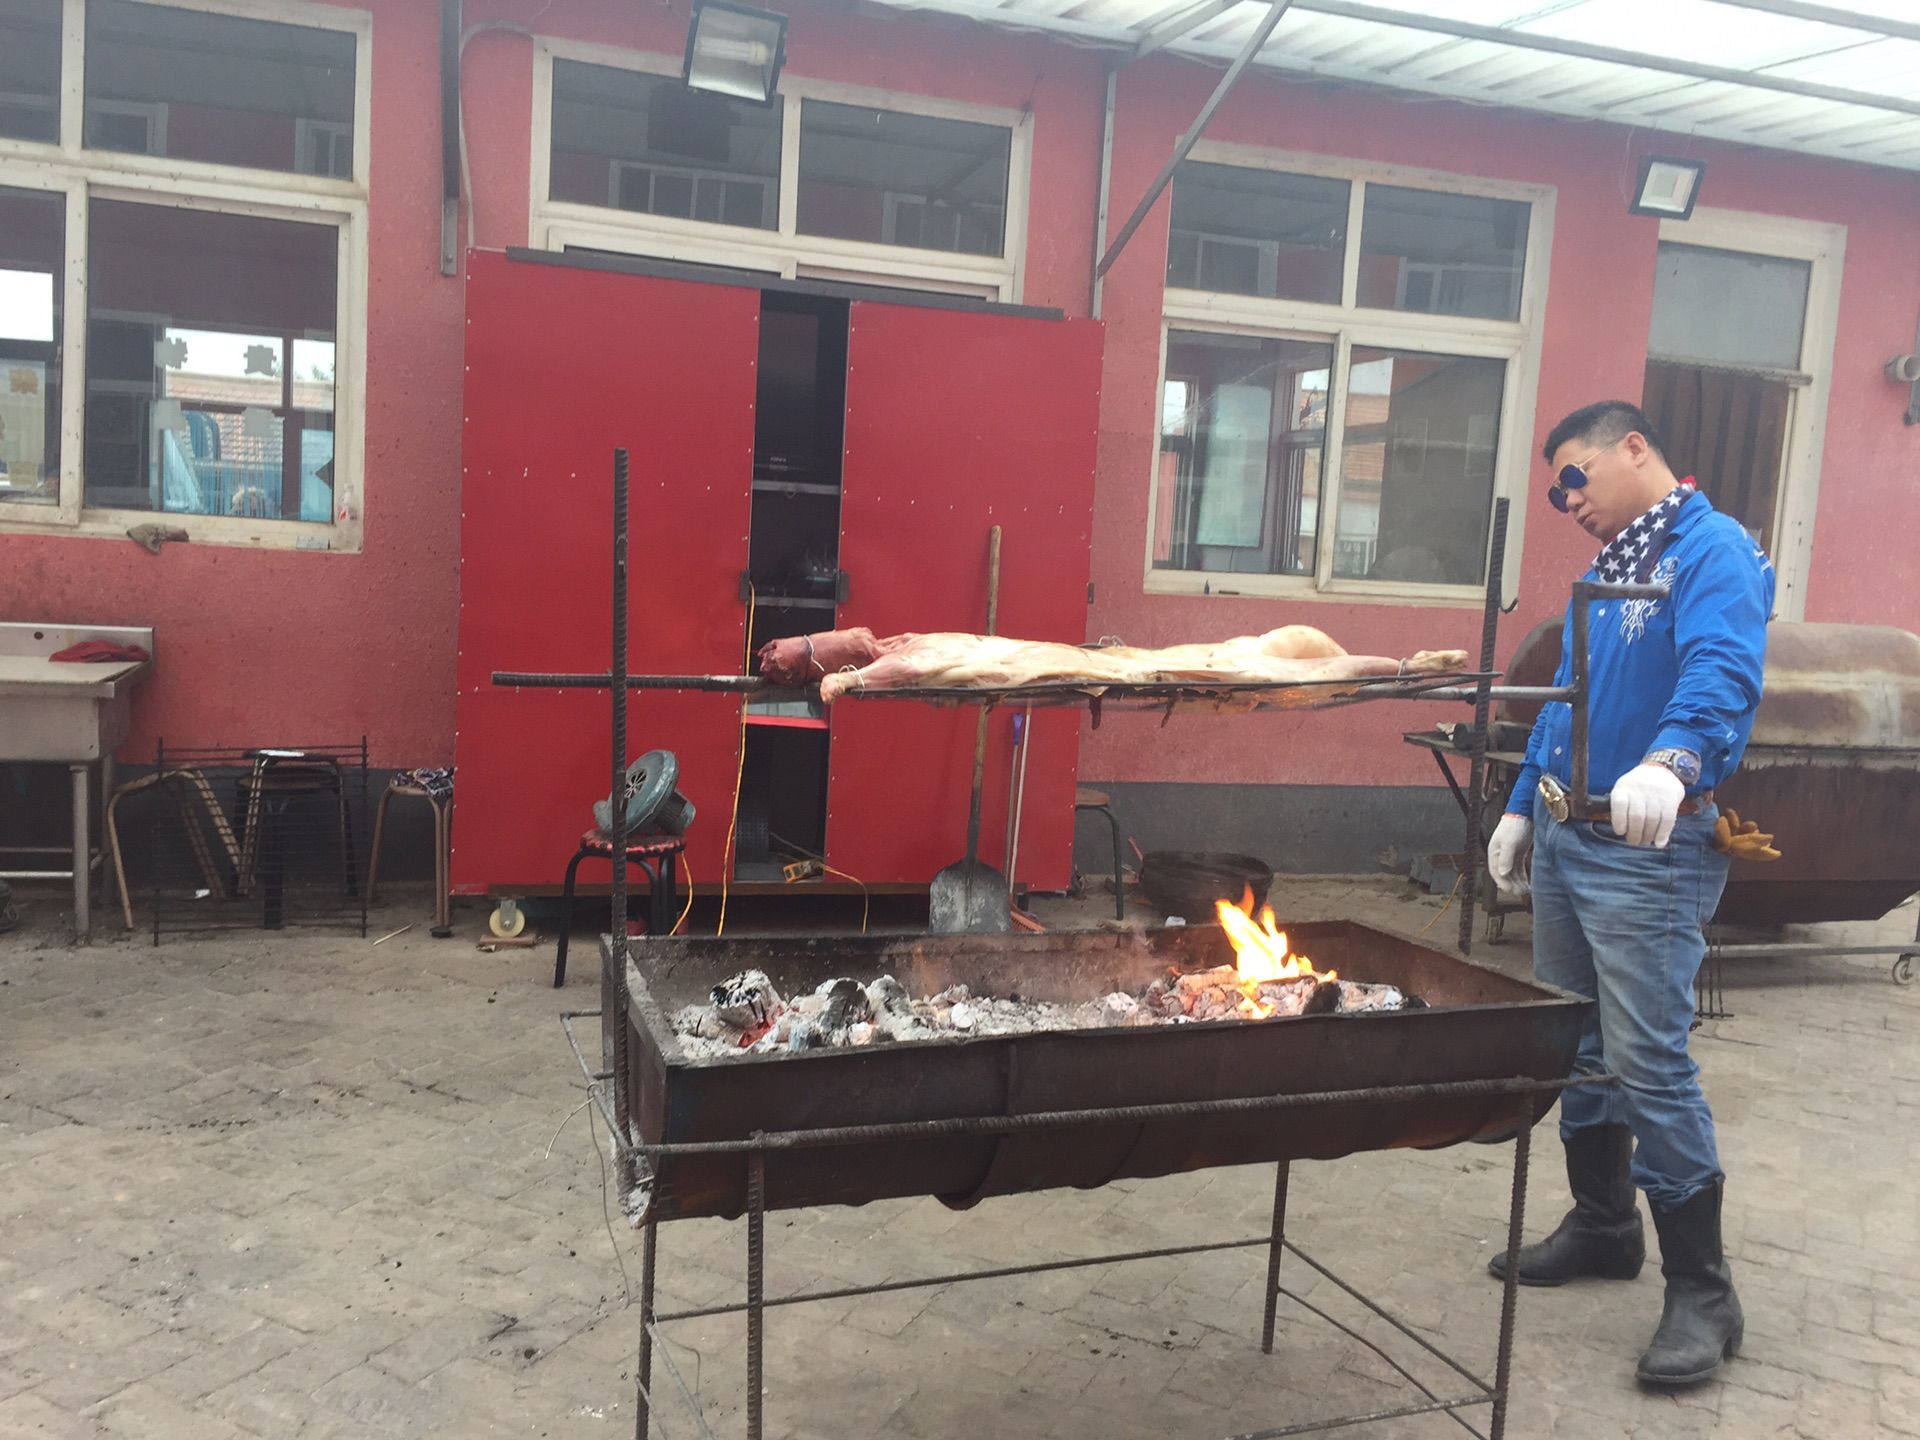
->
xmin=1260 ymin=1161 xmax=1290 ymax=1355
xmin=1457 ymin=499 xmax=1510 ymax=956
xmin=1489 ymin=1102 xmax=1532 ymax=1439
xmin=599 ymin=1073 xmax=1611 ymax=1440
xmin=745 ymin=1148 xmax=767 ymax=1440
xmin=610 ymin=448 xmax=635 ymax=1197
xmin=636 ymin=1215 xmax=658 ymax=1440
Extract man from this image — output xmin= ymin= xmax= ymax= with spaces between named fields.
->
xmin=1486 ymin=400 xmax=1772 ymax=1387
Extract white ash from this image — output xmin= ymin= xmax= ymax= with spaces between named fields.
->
xmin=1334 ymin=982 xmax=1409 ymax=1014
xmin=671 ymin=966 xmax=1414 ymax=1059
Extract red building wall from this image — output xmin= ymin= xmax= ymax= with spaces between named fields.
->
xmin=3 ymin=0 xmax=1915 ymax=806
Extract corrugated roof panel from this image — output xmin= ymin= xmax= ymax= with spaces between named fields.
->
xmin=1771 ymin=37 xmax=1920 ymax=91
xmin=1523 ymin=0 xmax=1872 ymax=71
xmin=876 ymin=0 xmax=1920 ymax=170
xmin=1275 ymin=13 xmax=1458 ymax=68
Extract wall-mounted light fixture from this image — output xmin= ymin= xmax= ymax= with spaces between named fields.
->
xmin=1889 ymin=349 xmax=1920 ymax=427
xmin=1630 ymin=156 xmax=1705 ymax=220
xmin=683 ymin=0 xmax=788 ymax=106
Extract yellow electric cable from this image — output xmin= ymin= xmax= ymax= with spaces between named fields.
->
xmin=822 ymin=863 xmax=870 ymax=935
xmin=770 ymin=827 xmax=869 ymax=936
xmin=671 ymin=852 xmax=694 ymax=936
xmin=717 ymin=585 xmax=754 ymax=937
xmin=1417 ymin=872 xmax=1463 ymax=939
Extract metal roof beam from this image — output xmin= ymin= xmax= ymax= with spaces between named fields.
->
xmin=1098 ymin=0 xmax=1295 ymax=278
xmin=1703 ymin=0 xmax=1920 ymax=44
xmin=1288 ymin=0 xmax=1920 ymax=119
xmin=1132 ymin=0 xmax=1247 ymax=61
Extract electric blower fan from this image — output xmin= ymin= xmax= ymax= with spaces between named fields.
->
xmin=594 ymin=750 xmax=697 ymax=836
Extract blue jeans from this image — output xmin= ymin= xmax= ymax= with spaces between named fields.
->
xmin=1530 ymin=799 xmax=1730 ymax=1209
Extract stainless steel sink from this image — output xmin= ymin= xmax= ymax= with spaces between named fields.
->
xmin=0 ymin=622 xmax=154 ymax=941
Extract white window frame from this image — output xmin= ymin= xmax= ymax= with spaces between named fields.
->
xmin=530 ymin=38 xmax=1031 ymax=303
xmin=83 ymin=96 xmax=167 ymax=155
xmin=293 ymin=115 xmax=355 ymax=180
xmin=1146 ymin=141 xmax=1554 ymax=609
xmin=1650 ymin=207 xmax=1844 ymax=623
xmin=0 ymin=0 xmax=371 ymax=553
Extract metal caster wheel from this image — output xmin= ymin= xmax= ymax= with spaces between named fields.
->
xmin=1893 ymin=954 xmax=1915 ymax=986
xmin=488 ymin=900 xmax=526 ymax=939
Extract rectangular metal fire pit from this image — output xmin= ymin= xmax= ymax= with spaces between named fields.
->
xmin=610 ymin=922 xmax=1586 ymax=1221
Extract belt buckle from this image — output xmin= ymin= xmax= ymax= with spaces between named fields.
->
xmin=1538 ymin=775 xmax=1571 ymax=824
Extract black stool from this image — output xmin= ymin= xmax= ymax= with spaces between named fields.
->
xmin=234 ymin=756 xmax=357 ymax=929
xmin=554 ymin=830 xmax=684 ymax=988
xmin=1074 ymin=786 xmax=1126 ymax=921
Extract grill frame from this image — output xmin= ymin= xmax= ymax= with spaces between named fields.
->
xmin=607 ymin=921 xmax=1588 ymax=1222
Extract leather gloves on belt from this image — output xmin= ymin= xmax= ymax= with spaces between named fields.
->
xmin=1610 ymin=763 xmax=1686 ymax=848
xmin=1487 ymin=813 xmax=1532 ymax=899
xmin=1714 ymin=808 xmax=1782 ymax=862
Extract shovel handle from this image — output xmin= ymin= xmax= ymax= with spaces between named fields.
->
xmin=963 ymin=527 xmax=1003 ymax=868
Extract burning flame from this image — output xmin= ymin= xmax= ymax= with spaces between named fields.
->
xmin=1215 ymin=887 xmax=1337 ymax=996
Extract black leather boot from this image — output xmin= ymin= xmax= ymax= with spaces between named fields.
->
xmin=1638 ymin=1179 xmax=1743 ymax=1387
xmin=1488 ymin=1123 xmax=1644 ymax=1286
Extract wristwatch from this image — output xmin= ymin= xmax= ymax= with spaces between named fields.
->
xmin=1642 ymin=747 xmax=1703 ymax=786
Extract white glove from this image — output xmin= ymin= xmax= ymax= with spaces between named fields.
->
xmin=1487 ymin=813 xmax=1532 ymax=899
xmin=1609 ymin=763 xmax=1686 ymax=848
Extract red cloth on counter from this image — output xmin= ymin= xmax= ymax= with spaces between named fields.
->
xmin=50 ymin=640 xmax=150 ymax=664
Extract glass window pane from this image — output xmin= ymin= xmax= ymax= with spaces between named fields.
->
xmin=84 ymin=0 xmax=356 ymax=176
xmin=1356 ymin=185 xmax=1528 ymax=321
xmin=797 ymin=100 xmax=1009 ymax=258
xmin=1335 ymin=347 xmax=1504 ymax=585
xmin=0 ymin=0 xmax=62 ymax=143
xmin=0 ymin=186 xmax=63 ymax=505
xmin=1153 ymin=330 xmax=1332 ymax=578
xmin=85 ymin=201 xmax=337 ymax=522
xmin=1648 ymin=243 xmax=1809 ymax=371
xmin=1167 ymin=162 xmax=1348 ymax=305
xmin=549 ymin=61 xmax=780 ymax=230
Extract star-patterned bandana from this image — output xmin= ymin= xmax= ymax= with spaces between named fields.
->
xmin=1592 ymin=481 xmax=1696 ymax=584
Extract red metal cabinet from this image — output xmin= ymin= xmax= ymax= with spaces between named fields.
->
xmin=827 ymin=303 xmax=1104 ymax=891
xmin=454 ymin=254 xmax=1105 ymax=899
xmin=452 ymin=254 xmax=758 ymax=896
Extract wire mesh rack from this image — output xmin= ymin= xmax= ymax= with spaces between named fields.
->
xmin=138 ymin=740 xmax=369 ymax=943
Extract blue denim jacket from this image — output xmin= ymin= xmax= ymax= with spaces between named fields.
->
xmin=1508 ymin=489 xmax=1774 ymax=810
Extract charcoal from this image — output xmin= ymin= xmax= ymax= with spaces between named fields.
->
xmin=1251 ymin=977 xmax=1337 ymax=1018
xmin=819 ymin=977 xmax=874 ymax=1031
xmin=711 ymin=969 xmax=783 ymax=1028
xmin=866 ymin=974 xmax=913 ymax=1020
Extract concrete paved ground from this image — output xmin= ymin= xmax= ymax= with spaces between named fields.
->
xmin=2 ymin=878 xmax=1916 ymax=1440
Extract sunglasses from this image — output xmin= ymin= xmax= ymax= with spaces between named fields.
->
xmin=1547 ymin=438 xmax=1627 ymax=513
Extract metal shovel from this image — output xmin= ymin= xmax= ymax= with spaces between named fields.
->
xmin=928 ymin=526 xmax=1013 ymax=934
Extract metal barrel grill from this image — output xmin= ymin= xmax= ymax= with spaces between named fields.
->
xmin=1502 ymin=619 xmax=1920 ymax=927
xmin=607 ymin=921 xmax=1588 ymax=1221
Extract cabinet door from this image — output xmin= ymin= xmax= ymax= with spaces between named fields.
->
xmin=453 ymin=254 xmax=757 ymax=895
xmin=827 ymin=303 xmax=1103 ymax=890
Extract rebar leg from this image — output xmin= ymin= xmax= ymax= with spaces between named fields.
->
xmin=1261 ymin=1161 xmax=1291 ymax=1355
xmin=746 ymin=1149 xmax=767 ymax=1440
xmin=71 ymin=764 xmax=91 ymax=945
xmin=635 ymin=1216 xmax=658 ymax=1440
xmin=1489 ymin=1102 xmax=1532 ymax=1440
